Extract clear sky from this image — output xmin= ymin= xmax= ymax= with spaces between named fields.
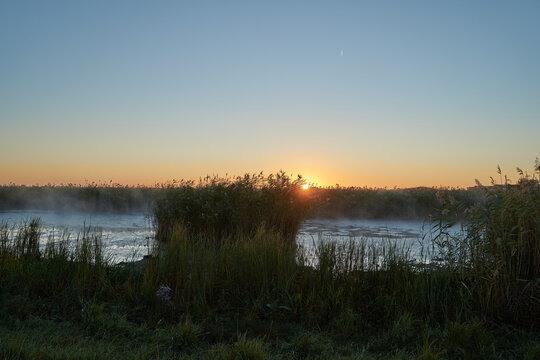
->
xmin=1 ymin=1 xmax=539 ymax=187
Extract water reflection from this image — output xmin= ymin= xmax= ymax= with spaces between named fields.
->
xmin=1 ymin=211 xmax=457 ymax=263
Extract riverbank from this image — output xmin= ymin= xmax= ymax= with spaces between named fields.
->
xmin=1 ymin=169 xmax=539 ymax=359
xmin=1 ymin=220 xmax=538 ymax=359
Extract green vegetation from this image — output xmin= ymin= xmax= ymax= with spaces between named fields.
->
xmin=309 ymin=186 xmax=483 ymax=219
xmin=152 ymin=172 xmax=311 ymax=241
xmin=0 ymin=182 xmax=158 ymax=213
xmin=1 ymin=176 xmax=483 ymax=221
xmin=0 ymin=166 xmax=539 ymax=358
xmin=433 ymin=161 xmax=540 ymax=327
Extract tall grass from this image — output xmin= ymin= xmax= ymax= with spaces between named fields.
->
xmin=1 ymin=163 xmax=537 ymax=329
xmin=0 ymin=162 xmax=538 ymax=357
xmin=1 ymin=218 xmax=455 ymax=327
xmin=0 ymin=221 xmax=115 ymax=317
xmin=477 ymin=167 xmax=539 ymax=324
xmin=434 ymin=160 xmax=540 ymax=326
xmin=309 ymin=185 xmax=482 ymax=219
xmin=1 ymin=179 xmax=483 ymax=221
xmin=143 ymin=226 xmax=299 ymax=317
xmin=152 ymin=172 xmax=312 ymax=241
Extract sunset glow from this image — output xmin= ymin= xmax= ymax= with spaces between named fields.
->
xmin=0 ymin=2 xmax=538 ymax=188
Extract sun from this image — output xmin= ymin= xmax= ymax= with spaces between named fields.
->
xmin=301 ymin=184 xmax=309 ymax=190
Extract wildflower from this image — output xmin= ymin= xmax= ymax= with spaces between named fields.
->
xmin=156 ymin=285 xmax=172 ymax=303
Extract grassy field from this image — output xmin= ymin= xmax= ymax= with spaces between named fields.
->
xmin=0 ymin=167 xmax=539 ymax=359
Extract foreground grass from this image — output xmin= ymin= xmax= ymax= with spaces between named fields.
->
xmin=1 ymin=313 xmax=539 ymax=359
xmin=0 ymin=164 xmax=539 ymax=358
xmin=1 ymin=222 xmax=538 ymax=359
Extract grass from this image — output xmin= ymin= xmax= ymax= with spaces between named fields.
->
xmin=152 ymin=172 xmax=312 ymax=242
xmin=1 ymin=175 xmax=483 ymax=221
xmin=433 ymin=160 xmax=540 ymax=327
xmin=0 ymin=163 xmax=539 ymax=358
xmin=0 ymin=182 xmax=158 ymax=213
xmin=308 ymin=185 xmax=483 ymax=220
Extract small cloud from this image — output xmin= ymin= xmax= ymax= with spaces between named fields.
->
xmin=340 ymin=49 xmax=344 ymax=57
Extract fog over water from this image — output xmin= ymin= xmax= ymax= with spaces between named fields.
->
xmin=0 ymin=211 xmax=449 ymax=263
xmin=0 ymin=210 xmax=154 ymax=262
xmin=297 ymin=218 xmax=438 ymax=263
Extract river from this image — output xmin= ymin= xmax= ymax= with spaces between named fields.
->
xmin=0 ymin=210 xmax=444 ymax=263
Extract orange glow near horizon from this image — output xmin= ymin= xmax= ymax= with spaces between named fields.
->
xmin=0 ymin=160 xmax=521 ymax=189
xmin=1 ymin=152 xmax=536 ymax=189
xmin=1 ymin=2 xmax=538 ymax=193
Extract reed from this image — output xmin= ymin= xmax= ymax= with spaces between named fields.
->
xmin=0 ymin=216 xmax=537 ymax=358
xmin=433 ymin=160 xmax=540 ymax=326
xmin=1 ymin=162 xmax=538 ymax=358
xmin=0 ymin=183 xmax=158 ymax=213
xmin=471 ymin=164 xmax=538 ymax=325
xmin=152 ymin=172 xmax=312 ymax=242
xmin=1 ymin=180 xmax=483 ymax=220
xmin=308 ymin=185 xmax=482 ymax=219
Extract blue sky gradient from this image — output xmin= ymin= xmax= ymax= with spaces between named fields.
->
xmin=1 ymin=1 xmax=539 ymax=186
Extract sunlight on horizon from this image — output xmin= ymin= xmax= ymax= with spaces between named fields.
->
xmin=0 ymin=2 xmax=538 ymax=188
xmin=2 ymin=160 xmax=535 ymax=189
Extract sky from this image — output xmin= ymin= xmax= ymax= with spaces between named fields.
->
xmin=1 ymin=0 xmax=539 ymax=188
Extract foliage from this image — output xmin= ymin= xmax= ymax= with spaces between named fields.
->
xmin=434 ymin=160 xmax=540 ymax=327
xmin=0 ymin=182 xmax=158 ymax=213
xmin=152 ymin=172 xmax=312 ymax=241
xmin=309 ymin=186 xmax=482 ymax=220
xmin=1 ymin=178 xmax=484 ymax=221
xmin=0 ymin=162 xmax=538 ymax=358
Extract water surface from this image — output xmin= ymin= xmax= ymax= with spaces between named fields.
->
xmin=0 ymin=210 xmax=153 ymax=261
xmin=1 ymin=210 xmax=444 ymax=262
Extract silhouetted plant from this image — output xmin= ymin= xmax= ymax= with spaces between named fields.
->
xmin=152 ymin=172 xmax=313 ymax=242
